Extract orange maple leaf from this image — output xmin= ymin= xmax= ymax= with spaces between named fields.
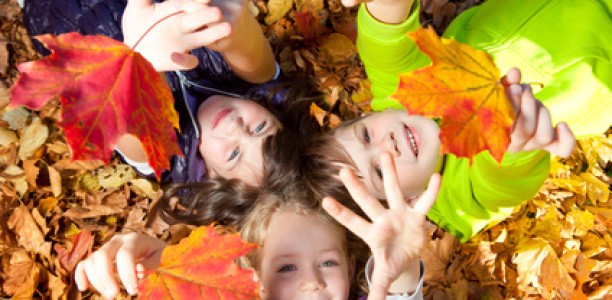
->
xmin=393 ymin=27 xmax=515 ymax=163
xmin=138 ymin=225 xmax=259 ymax=300
xmin=10 ymin=33 xmax=182 ymax=178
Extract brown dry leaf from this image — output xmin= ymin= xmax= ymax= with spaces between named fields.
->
xmin=318 ymin=33 xmax=357 ymax=63
xmin=513 ymin=237 xmax=575 ymax=298
xmin=38 ymin=196 xmax=60 ymax=215
xmin=265 ymin=0 xmax=293 ymax=25
xmin=18 ymin=116 xmax=49 ymax=161
xmin=310 ymin=102 xmax=327 ymax=126
xmin=63 ymin=204 xmax=124 ymax=219
xmin=22 ymin=159 xmax=40 ymax=188
xmin=296 ymin=0 xmax=323 ymax=11
xmin=1 ymin=164 xmax=28 ymax=196
xmin=422 ymin=226 xmax=457 ymax=283
xmin=47 ymin=272 xmax=69 ymax=300
xmin=0 ymin=126 xmax=17 ymax=146
xmin=129 ymin=178 xmax=160 ymax=199
xmin=2 ymin=250 xmax=40 ymax=299
xmin=7 ymin=205 xmax=50 ymax=256
xmin=0 ymin=35 xmax=8 ymax=76
xmin=48 ymin=165 xmax=63 ymax=198
xmin=2 ymin=106 xmax=30 ymax=130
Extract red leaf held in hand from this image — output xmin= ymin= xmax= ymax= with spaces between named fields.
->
xmin=393 ymin=27 xmax=515 ymax=163
xmin=10 ymin=33 xmax=182 ymax=178
xmin=138 ymin=225 xmax=259 ymax=299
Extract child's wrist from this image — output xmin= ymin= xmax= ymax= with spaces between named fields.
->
xmin=388 ymin=259 xmax=420 ymax=294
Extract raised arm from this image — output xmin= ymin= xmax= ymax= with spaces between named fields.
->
xmin=323 ymin=152 xmax=440 ymax=300
xmin=121 ymin=0 xmax=276 ymax=83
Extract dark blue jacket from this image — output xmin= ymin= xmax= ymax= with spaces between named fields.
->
xmin=23 ymin=0 xmax=262 ymax=184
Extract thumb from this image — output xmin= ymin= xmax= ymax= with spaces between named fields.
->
xmin=171 ymin=52 xmax=199 ymax=70
xmin=545 ymin=122 xmax=576 ymax=158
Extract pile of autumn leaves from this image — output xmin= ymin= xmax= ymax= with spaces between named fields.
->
xmin=1 ymin=0 xmax=611 ymax=298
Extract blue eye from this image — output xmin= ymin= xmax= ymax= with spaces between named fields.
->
xmin=252 ymin=121 xmax=266 ymax=134
xmin=363 ymin=126 xmax=371 ymax=143
xmin=320 ymin=260 xmax=338 ymax=268
xmin=228 ymin=148 xmax=239 ymax=161
xmin=278 ymin=265 xmax=297 ymax=272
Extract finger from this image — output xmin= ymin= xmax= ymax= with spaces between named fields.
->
xmin=322 ymin=197 xmax=371 ymax=239
xmin=380 ymin=153 xmax=404 ymax=209
xmin=74 ymin=261 xmax=91 ymax=291
xmin=544 ymin=122 xmax=576 ymax=158
xmin=93 ymin=250 xmax=122 ymax=299
xmin=82 ymin=258 xmax=118 ymax=299
xmin=339 ymin=168 xmax=386 ymax=220
xmin=533 ymin=101 xmax=554 ymax=146
xmin=510 ymin=85 xmax=537 ymax=147
xmin=116 ymin=246 xmax=140 ymax=295
xmin=179 ymin=7 xmax=223 ymax=33
xmin=411 ymin=173 xmax=441 ymax=215
xmin=341 ymin=0 xmax=368 ymax=7
xmin=127 ymin=0 xmax=154 ymax=10
xmin=170 ymin=52 xmax=199 ymax=70
xmin=184 ymin=22 xmax=232 ymax=47
xmin=501 ymin=67 xmax=521 ymax=86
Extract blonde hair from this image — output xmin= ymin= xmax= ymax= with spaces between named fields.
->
xmin=238 ymin=189 xmax=341 ymax=269
xmin=238 ymin=188 xmax=369 ymax=299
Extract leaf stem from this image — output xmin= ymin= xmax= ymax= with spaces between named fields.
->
xmin=131 ymin=10 xmax=185 ymax=50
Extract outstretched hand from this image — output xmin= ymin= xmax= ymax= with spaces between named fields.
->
xmin=504 ymin=68 xmax=576 ymax=158
xmin=122 ymin=0 xmax=235 ymax=71
xmin=323 ymin=152 xmax=441 ymax=300
xmin=74 ymin=233 xmax=166 ymax=299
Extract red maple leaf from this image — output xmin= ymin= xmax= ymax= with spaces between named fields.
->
xmin=54 ymin=230 xmax=94 ymax=273
xmin=138 ymin=225 xmax=259 ymax=299
xmin=393 ymin=27 xmax=515 ymax=163
xmin=10 ymin=33 xmax=182 ymax=178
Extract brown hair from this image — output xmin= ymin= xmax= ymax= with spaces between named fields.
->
xmin=156 ymin=76 xmax=324 ymax=227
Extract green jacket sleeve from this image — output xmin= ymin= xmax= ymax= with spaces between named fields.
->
xmin=427 ymin=150 xmax=550 ymax=242
xmin=356 ymin=2 xmax=430 ymax=111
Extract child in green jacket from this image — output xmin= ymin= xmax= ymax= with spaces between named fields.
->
xmin=303 ymin=0 xmax=601 ymax=241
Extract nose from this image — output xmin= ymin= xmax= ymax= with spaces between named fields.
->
xmin=299 ymin=269 xmax=326 ymax=292
xmin=380 ymin=132 xmax=400 ymax=157
xmin=222 ymin=115 xmax=248 ymax=137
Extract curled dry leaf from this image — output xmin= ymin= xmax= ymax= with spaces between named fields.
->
xmin=7 ymin=205 xmax=49 ymax=256
xmin=0 ymin=127 xmax=17 ymax=146
xmin=265 ymin=0 xmax=293 ymax=25
xmin=18 ymin=116 xmax=49 ymax=161
xmin=2 ymin=106 xmax=30 ymax=130
xmin=2 ymin=250 xmax=40 ymax=299
xmin=97 ymin=164 xmax=136 ymax=189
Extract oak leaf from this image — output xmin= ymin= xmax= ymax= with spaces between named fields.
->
xmin=138 ymin=225 xmax=259 ymax=299
xmin=393 ymin=27 xmax=514 ymax=163
xmin=10 ymin=33 xmax=181 ymax=178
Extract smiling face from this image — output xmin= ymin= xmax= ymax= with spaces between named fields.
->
xmin=334 ymin=109 xmax=444 ymax=199
xmin=197 ymin=95 xmax=280 ymax=186
xmin=259 ymin=211 xmax=352 ymax=300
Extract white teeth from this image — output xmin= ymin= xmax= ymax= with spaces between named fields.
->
xmin=405 ymin=125 xmax=418 ymax=157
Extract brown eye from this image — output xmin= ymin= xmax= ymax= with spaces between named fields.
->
xmin=363 ymin=126 xmax=371 ymax=143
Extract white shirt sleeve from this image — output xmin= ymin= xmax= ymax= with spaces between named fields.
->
xmin=365 ymin=257 xmax=425 ymax=300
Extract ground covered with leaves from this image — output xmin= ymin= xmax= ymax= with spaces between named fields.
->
xmin=1 ymin=0 xmax=611 ymax=299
